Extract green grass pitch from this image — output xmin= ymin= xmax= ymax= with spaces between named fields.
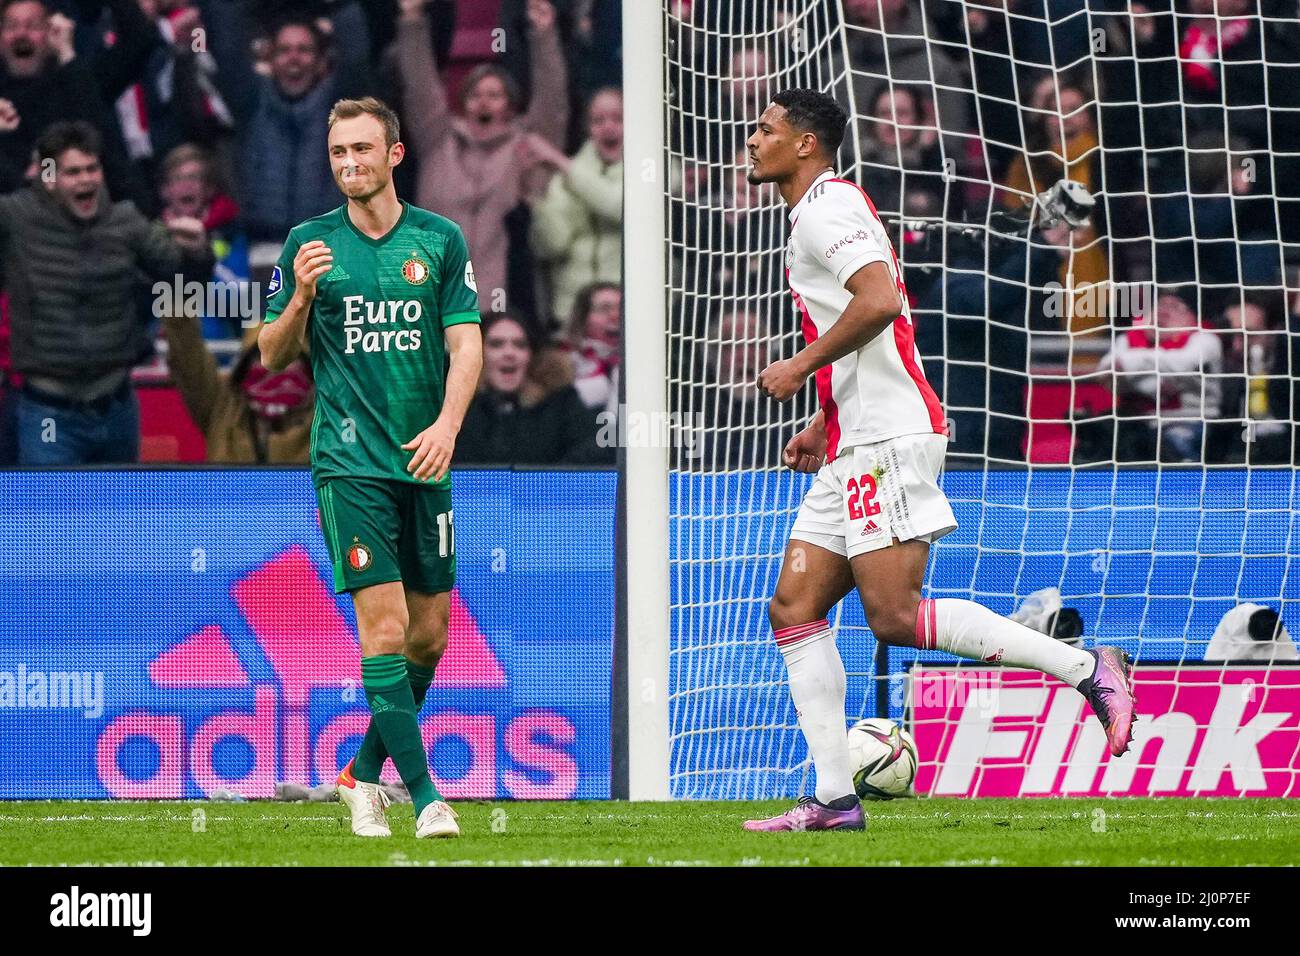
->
xmin=1 ymin=798 xmax=1296 ymax=866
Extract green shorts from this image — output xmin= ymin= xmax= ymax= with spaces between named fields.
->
xmin=316 ymin=476 xmax=456 ymax=595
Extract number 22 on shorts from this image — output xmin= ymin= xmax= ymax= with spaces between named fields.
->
xmin=846 ymin=474 xmax=880 ymax=521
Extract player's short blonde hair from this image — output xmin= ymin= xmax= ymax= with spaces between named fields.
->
xmin=328 ymin=97 xmax=401 ymax=148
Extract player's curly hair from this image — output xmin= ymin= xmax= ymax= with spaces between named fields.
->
xmin=772 ymin=88 xmax=848 ymax=160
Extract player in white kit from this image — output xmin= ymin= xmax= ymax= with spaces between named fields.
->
xmin=741 ymin=89 xmax=1137 ymax=832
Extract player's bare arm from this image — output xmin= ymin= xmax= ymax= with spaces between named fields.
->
xmin=782 ymin=408 xmax=826 ymax=473
xmin=403 ymin=322 xmax=483 ymax=482
xmin=757 ymin=261 xmax=901 ymax=402
xmin=258 ymin=240 xmax=333 ymax=370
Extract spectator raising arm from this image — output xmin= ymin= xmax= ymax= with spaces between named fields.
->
xmin=521 ymin=0 xmax=568 ymax=150
xmin=170 ymin=7 xmax=235 ymax=145
xmin=196 ymin=0 xmax=262 ymax=123
xmin=330 ymin=1 xmax=375 ymax=100
xmin=94 ymin=0 xmax=164 ymax=105
xmin=46 ymin=12 xmax=74 ymax=66
xmin=395 ymin=0 xmax=452 ymax=159
xmin=48 ymin=45 xmax=103 ymax=125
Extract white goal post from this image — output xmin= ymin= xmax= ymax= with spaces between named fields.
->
xmin=622 ymin=0 xmax=671 ymax=800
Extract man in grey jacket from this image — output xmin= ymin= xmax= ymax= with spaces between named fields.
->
xmin=0 ymin=121 xmax=212 ymax=465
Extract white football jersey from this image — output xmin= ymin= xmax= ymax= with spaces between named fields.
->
xmin=785 ymin=169 xmax=946 ymax=457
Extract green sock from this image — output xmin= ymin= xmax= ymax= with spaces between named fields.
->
xmin=353 ymin=660 xmax=435 ymax=783
xmin=360 ymin=655 xmax=438 ymax=815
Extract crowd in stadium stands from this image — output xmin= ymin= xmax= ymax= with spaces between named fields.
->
xmin=6 ymin=0 xmax=1300 ymax=472
xmin=458 ymin=312 xmax=608 ymax=464
xmin=670 ymin=0 xmax=1300 ymax=468
xmin=0 ymin=0 xmax=621 ymax=467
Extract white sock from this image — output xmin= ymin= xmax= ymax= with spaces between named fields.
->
xmin=918 ymin=597 xmax=1095 ymax=687
xmin=775 ymin=619 xmax=856 ymax=804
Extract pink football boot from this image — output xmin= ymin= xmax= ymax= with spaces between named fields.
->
xmin=743 ymin=796 xmax=866 ymax=832
xmin=1080 ymin=647 xmax=1138 ymax=756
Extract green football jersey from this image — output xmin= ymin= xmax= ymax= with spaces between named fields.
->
xmin=264 ymin=201 xmax=480 ymax=488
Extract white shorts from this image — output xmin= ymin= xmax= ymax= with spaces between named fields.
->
xmin=789 ymin=432 xmax=957 ymax=559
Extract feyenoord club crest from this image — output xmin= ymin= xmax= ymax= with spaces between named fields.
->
xmin=347 ymin=539 xmax=373 ymax=571
xmin=401 ymin=255 xmax=430 ymax=285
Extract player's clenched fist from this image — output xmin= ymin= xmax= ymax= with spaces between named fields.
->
xmin=294 ymin=240 xmax=333 ymax=299
xmin=403 ymin=419 xmax=458 ymax=483
xmin=782 ymin=423 xmax=827 ymax=473
xmin=757 ymin=357 xmax=807 ymax=402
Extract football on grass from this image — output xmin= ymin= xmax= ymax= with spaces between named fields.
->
xmin=847 ymin=717 xmax=918 ymax=800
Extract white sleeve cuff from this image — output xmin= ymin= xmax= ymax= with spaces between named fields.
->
xmin=835 ymin=250 xmax=889 ymax=287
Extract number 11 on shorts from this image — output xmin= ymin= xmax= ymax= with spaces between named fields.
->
xmin=436 ymin=510 xmax=454 ymax=558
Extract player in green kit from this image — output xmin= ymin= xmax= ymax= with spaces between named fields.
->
xmin=259 ymin=97 xmax=482 ymax=839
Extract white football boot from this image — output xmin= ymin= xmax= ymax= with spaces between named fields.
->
xmin=415 ymin=800 xmax=460 ymax=839
xmin=336 ymin=761 xmax=392 ymax=837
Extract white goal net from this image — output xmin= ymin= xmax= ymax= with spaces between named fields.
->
xmin=664 ymin=0 xmax=1300 ymax=800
